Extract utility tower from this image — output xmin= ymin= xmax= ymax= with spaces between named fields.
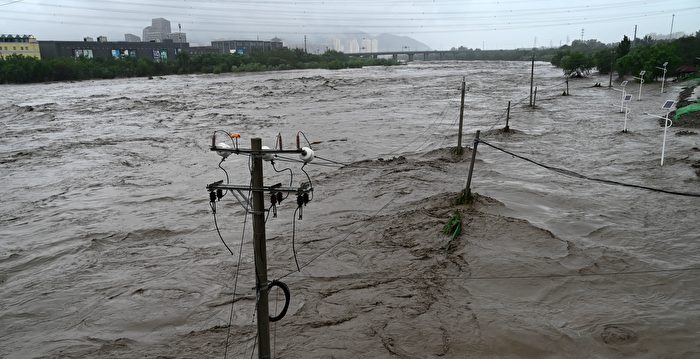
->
xmin=207 ymin=135 xmax=314 ymax=358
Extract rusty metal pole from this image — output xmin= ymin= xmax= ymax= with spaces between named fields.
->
xmin=464 ymin=130 xmax=480 ymax=199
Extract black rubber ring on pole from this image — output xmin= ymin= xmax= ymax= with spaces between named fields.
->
xmin=268 ymin=280 xmax=290 ymax=322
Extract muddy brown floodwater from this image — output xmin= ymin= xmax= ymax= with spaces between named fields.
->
xmin=1 ymin=61 xmax=699 ymax=358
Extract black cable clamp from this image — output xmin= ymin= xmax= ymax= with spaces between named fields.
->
xmin=253 ymin=280 xmax=291 ymax=322
xmin=270 ymin=192 xmax=278 ymax=218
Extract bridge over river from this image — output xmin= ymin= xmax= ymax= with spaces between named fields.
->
xmin=345 ymin=48 xmax=551 ymax=62
xmin=345 ymin=50 xmax=465 ymax=62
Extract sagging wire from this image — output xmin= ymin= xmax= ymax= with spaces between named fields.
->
xmin=300 ymin=163 xmax=314 ymax=201
xmin=283 ymin=266 xmax=700 ymax=282
xmin=210 ymin=190 xmax=235 ymax=256
xmin=248 ymin=332 xmax=258 ymax=359
xmin=218 ymin=158 xmax=231 ymax=184
xmin=296 ymin=130 xmax=313 ymax=149
xmin=271 ymin=161 xmax=293 ymax=200
xmin=222 ymin=174 xmax=253 ymax=359
xmin=477 ymin=139 xmax=700 ymax=198
xmin=276 ymin=154 xmax=379 ymax=170
xmin=291 ymin=206 xmax=301 ymax=271
xmin=273 ymin=287 xmax=279 ymax=359
xmin=278 ymin=197 xmax=397 ymax=281
xmin=213 ymin=129 xmax=240 ymax=150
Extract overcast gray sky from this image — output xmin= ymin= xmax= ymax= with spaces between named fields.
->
xmin=2 ymin=0 xmax=699 ymax=49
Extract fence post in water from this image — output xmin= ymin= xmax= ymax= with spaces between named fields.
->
xmin=504 ymin=101 xmax=511 ymax=132
xmin=457 ymin=77 xmax=466 ymax=152
xmin=566 ymin=79 xmax=569 ymax=96
xmin=529 ymin=52 xmax=535 ymax=107
xmin=608 ymin=49 xmax=614 ymax=88
xmin=464 ymin=130 xmax=480 ymax=200
xmin=250 ymin=138 xmax=271 ymax=359
xmin=533 ymin=86 xmax=538 ymax=107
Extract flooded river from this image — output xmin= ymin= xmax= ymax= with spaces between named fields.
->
xmin=1 ymin=61 xmax=699 ymax=358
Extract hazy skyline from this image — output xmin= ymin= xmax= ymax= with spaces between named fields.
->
xmin=1 ymin=0 xmax=699 ymax=49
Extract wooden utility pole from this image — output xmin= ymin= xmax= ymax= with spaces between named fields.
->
xmin=464 ymin=130 xmax=480 ymax=199
xmin=504 ymin=101 xmax=511 ymax=131
xmin=207 ymin=137 xmax=311 ymax=359
xmin=529 ymin=52 xmax=535 ymax=107
xmin=251 ymin=138 xmax=271 ymax=359
xmin=457 ymin=77 xmax=466 ymax=150
xmin=566 ymin=79 xmax=569 ymax=95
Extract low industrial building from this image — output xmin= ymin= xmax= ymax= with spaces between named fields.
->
xmin=0 ymin=34 xmax=41 ymax=59
xmin=38 ymin=39 xmax=188 ymax=61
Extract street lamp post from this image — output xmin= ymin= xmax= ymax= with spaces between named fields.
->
xmin=656 ymin=61 xmax=668 ymax=93
xmin=646 ymin=100 xmax=676 ymax=166
xmin=619 ymin=80 xmax=628 ymax=113
xmin=634 ymin=70 xmax=646 ymax=101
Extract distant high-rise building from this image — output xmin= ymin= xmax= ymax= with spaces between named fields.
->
xmin=83 ymin=37 xmax=94 ymax=42
xmin=371 ymin=39 xmax=378 ymax=52
xmin=124 ymin=33 xmax=141 ymax=42
xmin=142 ymin=18 xmax=171 ymax=42
xmin=143 ymin=26 xmax=162 ymax=42
xmin=151 ymin=18 xmax=171 ymax=35
xmin=348 ymin=39 xmax=360 ymax=53
xmin=97 ymin=36 xmax=108 ymax=43
xmin=333 ymin=38 xmax=343 ymax=52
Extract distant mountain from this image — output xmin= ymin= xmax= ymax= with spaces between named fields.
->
xmin=374 ymin=33 xmax=431 ymax=52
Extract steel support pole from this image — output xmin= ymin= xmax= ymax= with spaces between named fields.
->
xmin=505 ymin=101 xmax=511 ymax=131
xmin=529 ymin=53 xmax=535 ymax=107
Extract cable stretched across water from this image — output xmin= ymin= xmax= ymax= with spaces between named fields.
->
xmin=283 ymin=266 xmax=700 ymax=282
xmin=478 ymin=139 xmax=700 ymax=198
xmin=276 ymin=197 xmax=397 ymax=280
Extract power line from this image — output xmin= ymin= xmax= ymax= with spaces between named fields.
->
xmin=277 ymin=196 xmax=397 ymax=280
xmin=17 ymin=0 xmax=677 ymax=19
xmin=0 ymin=0 xmax=24 ymax=7
xmin=282 ymin=266 xmax=700 ymax=281
xmin=478 ymin=139 xmax=700 ymax=197
xmin=3 ymin=5 xmax=697 ymax=35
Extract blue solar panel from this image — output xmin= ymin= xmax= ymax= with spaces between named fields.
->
xmin=662 ymin=100 xmax=675 ymax=109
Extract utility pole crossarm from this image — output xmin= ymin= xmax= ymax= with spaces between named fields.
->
xmin=207 ymin=183 xmax=311 ymax=193
xmin=210 ymin=147 xmax=304 ymax=155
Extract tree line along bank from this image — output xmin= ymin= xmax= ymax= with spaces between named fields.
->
xmin=0 ymin=49 xmax=396 ymax=84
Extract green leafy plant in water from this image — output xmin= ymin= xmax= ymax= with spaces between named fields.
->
xmin=442 ymin=211 xmax=462 ymax=241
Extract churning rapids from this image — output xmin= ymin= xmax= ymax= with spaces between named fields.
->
xmin=1 ymin=62 xmax=699 ymax=358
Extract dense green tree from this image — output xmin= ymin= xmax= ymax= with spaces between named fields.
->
xmin=617 ymin=35 xmax=631 ymax=57
xmin=560 ymin=52 xmax=594 ymax=77
xmin=0 ymin=48 xmax=400 ymax=84
xmin=593 ymin=49 xmax=615 ymax=74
